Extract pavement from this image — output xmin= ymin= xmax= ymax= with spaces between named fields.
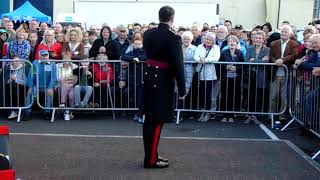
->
xmin=0 ymin=112 xmax=319 ymax=179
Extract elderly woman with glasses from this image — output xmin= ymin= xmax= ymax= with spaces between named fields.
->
xmin=181 ymin=31 xmax=196 ymax=95
xmin=194 ymin=32 xmax=220 ymax=122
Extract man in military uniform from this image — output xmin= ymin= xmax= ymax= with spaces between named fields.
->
xmin=142 ymin=6 xmax=186 ymax=168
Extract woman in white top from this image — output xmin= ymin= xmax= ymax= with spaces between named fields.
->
xmin=194 ymin=32 xmax=220 ymax=122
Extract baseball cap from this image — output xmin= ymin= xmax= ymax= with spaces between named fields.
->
xmin=235 ymin=24 xmax=243 ymax=30
xmin=39 ymin=50 xmax=49 ymax=56
xmin=117 ymin=24 xmax=128 ymax=32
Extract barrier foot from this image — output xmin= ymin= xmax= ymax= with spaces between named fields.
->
xmin=281 ymin=118 xmax=295 ymax=131
xmin=16 ymin=108 xmax=22 ymax=123
xmin=51 ymin=109 xmax=56 ymax=123
xmin=107 ymin=85 xmax=115 ymax=120
xmin=312 ymin=150 xmax=320 ymax=160
xmin=271 ymin=114 xmax=274 ymax=129
xmin=176 ymin=111 xmax=180 ymax=125
xmin=112 ymin=110 xmax=115 ymax=120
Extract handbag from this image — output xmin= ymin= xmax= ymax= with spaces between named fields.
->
xmin=193 ymin=64 xmax=204 ymax=82
xmin=192 ymin=46 xmax=212 ymax=84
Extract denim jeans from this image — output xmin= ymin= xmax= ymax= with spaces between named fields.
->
xmin=74 ymin=85 xmax=93 ymax=107
xmin=25 ymin=89 xmax=52 ymax=113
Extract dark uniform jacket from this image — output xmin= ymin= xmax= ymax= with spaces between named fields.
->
xmin=142 ymin=23 xmax=186 ymax=122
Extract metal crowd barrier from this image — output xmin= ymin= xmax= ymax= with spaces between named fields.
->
xmin=282 ymin=68 xmax=320 ymax=159
xmin=0 ymin=59 xmax=34 ymax=122
xmin=1 ymin=59 xmax=289 ymax=127
xmin=175 ymin=61 xmax=289 ymax=128
xmin=36 ymin=59 xmax=146 ymax=122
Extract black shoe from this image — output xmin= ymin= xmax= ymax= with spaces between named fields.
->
xmin=20 ymin=113 xmax=31 ymax=121
xmin=165 ymin=118 xmax=175 ymax=123
xmin=144 ymin=161 xmax=169 ymax=169
xmin=157 ymin=156 xmax=168 ymax=162
xmin=43 ymin=113 xmax=51 ymax=120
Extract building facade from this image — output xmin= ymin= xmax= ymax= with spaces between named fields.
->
xmin=2 ymin=0 xmax=314 ymax=29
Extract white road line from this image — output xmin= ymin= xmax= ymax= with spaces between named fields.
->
xmin=10 ymin=132 xmax=279 ymax=142
xmin=258 ymin=122 xmax=280 ymax=140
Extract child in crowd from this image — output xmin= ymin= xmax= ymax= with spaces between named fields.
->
xmin=120 ymin=36 xmax=146 ymax=122
xmin=73 ymin=60 xmax=93 ymax=108
xmin=98 ymin=46 xmax=106 ymax=55
xmin=57 ymin=52 xmax=77 ymax=120
xmin=93 ymin=54 xmax=113 ymax=107
xmin=27 ymin=50 xmax=57 ymax=120
xmin=219 ymin=35 xmax=244 ymax=123
xmin=57 ymin=52 xmax=77 ymax=108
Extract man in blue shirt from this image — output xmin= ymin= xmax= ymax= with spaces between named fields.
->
xmin=26 ymin=50 xmax=56 ymax=120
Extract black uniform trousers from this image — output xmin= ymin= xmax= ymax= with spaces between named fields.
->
xmin=142 ymin=64 xmax=172 ymax=166
xmin=143 ymin=118 xmax=164 ymax=166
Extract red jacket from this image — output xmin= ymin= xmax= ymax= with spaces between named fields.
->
xmin=93 ymin=63 xmax=114 ymax=87
xmin=1 ymin=43 xmax=8 ymax=58
xmin=35 ymin=42 xmax=62 ymax=60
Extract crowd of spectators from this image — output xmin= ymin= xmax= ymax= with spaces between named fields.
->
xmin=0 ymin=16 xmax=319 ymax=123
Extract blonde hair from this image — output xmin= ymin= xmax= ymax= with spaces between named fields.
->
xmin=44 ymin=28 xmax=55 ymax=37
xmin=96 ymin=53 xmax=108 ymax=60
xmin=62 ymin=51 xmax=72 ymax=60
xmin=227 ymin=35 xmax=239 ymax=44
xmin=303 ymin=26 xmax=316 ymax=36
xmin=255 ymin=30 xmax=266 ymax=39
xmin=65 ymin=28 xmax=83 ymax=43
xmin=303 ymin=33 xmax=312 ymax=42
xmin=15 ymin=26 xmax=26 ymax=34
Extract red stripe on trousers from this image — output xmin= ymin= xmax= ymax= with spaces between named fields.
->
xmin=0 ymin=169 xmax=15 ymax=180
xmin=0 ymin=126 xmax=9 ymax=135
xmin=150 ymin=124 xmax=161 ymax=165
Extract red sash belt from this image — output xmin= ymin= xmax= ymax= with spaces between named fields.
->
xmin=147 ymin=59 xmax=169 ymax=69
